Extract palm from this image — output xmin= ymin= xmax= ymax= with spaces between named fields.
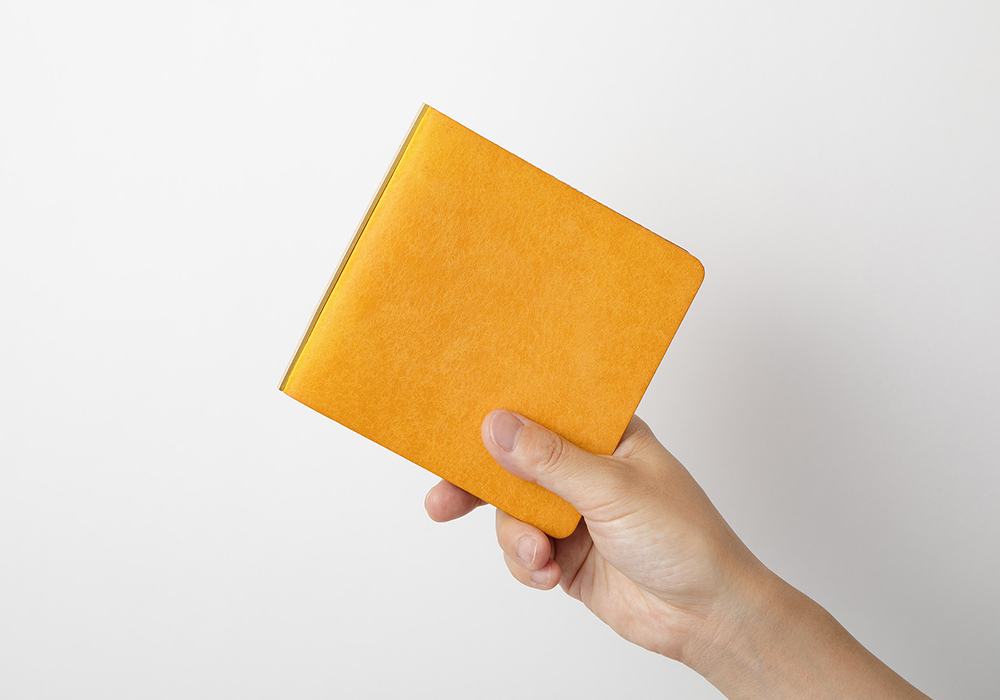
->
xmin=555 ymin=511 xmax=724 ymax=659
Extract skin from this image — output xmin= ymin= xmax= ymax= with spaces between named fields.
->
xmin=424 ymin=410 xmax=931 ymax=699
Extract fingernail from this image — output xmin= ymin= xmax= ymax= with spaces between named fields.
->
xmin=529 ymin=567 xmax=549 ymax=587
xmin=515 ymin=536 xmax=537 ymax=566
xmin=490 ymin=410 xmax=524 ymax=452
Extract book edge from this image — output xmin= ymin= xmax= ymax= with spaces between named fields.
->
xmin=429 ymin=107 xmax=700 ymax=260
xmin=278 ymin=103 xmax=431 ymax=392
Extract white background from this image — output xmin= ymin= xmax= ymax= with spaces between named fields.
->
xmin=2 ymin=2 xmax=998 ymax=698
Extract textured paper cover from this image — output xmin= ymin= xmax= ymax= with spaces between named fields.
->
xmin=282 ymin=105 xmax=704 ymax=538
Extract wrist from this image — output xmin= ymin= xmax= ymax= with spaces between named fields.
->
xmin=679 ymin=562 xmax=930 ymax=700
xmin=679 ymin=559 xmax=789 ymax=690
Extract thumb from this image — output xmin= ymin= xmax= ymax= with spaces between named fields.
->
xmin=481 ymin=409 xmax=637 ymax=517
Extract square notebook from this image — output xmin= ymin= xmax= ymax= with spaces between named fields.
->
xmin=280 ymin=105 xmax=704 ymax=538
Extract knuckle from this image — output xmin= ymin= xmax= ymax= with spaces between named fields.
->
xmin=495 ymin=510 xmax=515 ymax=547
xmin=531 ymin=431 xmax=565 ymax=475
xmin=503 ymin=553 xmax=525 ymax=580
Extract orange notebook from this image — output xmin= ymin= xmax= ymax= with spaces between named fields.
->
xmin=280 ymin=105 xmax=704 ymax=538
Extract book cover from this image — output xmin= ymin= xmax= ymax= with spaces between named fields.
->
xmin=280 ymin=105 xmax=704 ymax=538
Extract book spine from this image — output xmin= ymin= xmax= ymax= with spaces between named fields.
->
xmin=278 ymin=103 xmax=431 ymax=391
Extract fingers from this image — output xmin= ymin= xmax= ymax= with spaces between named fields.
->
xmin=496 ymin=509 xmax=560 ymax=590
xmin=424 ymin=479 xmax=485 ymax=522
xmin=548 ymin=518 xmax=595 ymax=598
xmin=427 ymin=479 xmax=566 ymax=591
xmin=503 ymin=553 xmax=561 ymax=590
xmin=481 ymin=409 xmax=639 ymax=516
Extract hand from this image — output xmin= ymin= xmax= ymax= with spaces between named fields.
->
xmin=425 ymin=410 xmax=932 ymax=699
xmin=426 ymin=409 xmax=761 ymax=661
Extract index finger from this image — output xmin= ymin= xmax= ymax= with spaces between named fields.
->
xmin=424 ymin=479 xmax=486 ymax=522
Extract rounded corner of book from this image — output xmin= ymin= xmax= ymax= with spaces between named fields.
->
xmin=689 ymin=255 xmax=706 ymax=288
xmin=547 ymin=511 xmax=583 ymax=539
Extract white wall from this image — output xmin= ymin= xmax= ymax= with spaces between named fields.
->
xmin=2 ymin=2 xmax=997 ymax=698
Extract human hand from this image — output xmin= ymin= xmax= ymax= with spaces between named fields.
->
xmin=425 ymin=409 xmax=763 ymax=662
xmin=425 ymin=410 xmax=932 ymax=699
